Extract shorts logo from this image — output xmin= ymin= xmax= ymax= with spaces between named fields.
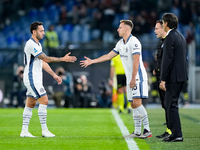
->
xmin=40 ymin=88 xmax=44 ymax=93
xmin=135 ymin=44 xmax=138 ymax=47
xmin=132 ymin=86 xmax=137 ymax=95
xmin=132 ymin=85 xmax=137 ymax=90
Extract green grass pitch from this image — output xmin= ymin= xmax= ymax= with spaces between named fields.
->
xmin=0 ymin=108 xmax=200 ymax=150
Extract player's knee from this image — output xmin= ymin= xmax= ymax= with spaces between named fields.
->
xmin=41 ymin=99 xmax=48 ymax=105
xmin=131 ymin=102 xmax=137 ymax=108
xmin=38 ymin=95 xmax=48 ymax=105
xmin=131 ymin=100 xmax=142 ymax=108
xmin=26 ymin=101 xmax=36 ymax=108
xmin=26 ymin=97 xmax=37 ymax=108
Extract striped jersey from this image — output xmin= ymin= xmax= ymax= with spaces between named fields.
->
xmin=113 ymin=34 xmax=147 ymax=84
xmin=23 ymin=38 xmax=44 ymax=85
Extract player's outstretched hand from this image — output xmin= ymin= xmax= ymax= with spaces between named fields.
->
xmin=80 ymin=56 xmax=92 ymax=68
xmin=53 ymin=75 xmax=62 ymax=85
xmin=63 ymin=52 xmax=77 ymax=62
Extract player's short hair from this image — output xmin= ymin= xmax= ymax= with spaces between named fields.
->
xmin=162 ymin=13 xmax=178 ymax=29
xmin=156 ymin=20 xmax=163 ymax=28
xmin=156 ymin=20 xmax=163 ymax=25
xmin=30 ymin=21 xmax=43 ymax=34
xmin=120 ymin=20 xmax=134 ymax=29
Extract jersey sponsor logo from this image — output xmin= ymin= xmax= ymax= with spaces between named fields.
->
xmin=120 ymin=54 xmax=128 ymax=60
xmin=34 ymin=48 xmax=38 ymax=53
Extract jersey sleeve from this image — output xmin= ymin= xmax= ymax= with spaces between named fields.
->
xmin=132 ymin=38 xmax=141 ymax=55
xmin=112 ymin=41 xmax=120 ymax=54
xmin=27 ymin=42 xmax=43 ymax=57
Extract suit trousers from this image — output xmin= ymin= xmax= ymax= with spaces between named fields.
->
xmin=158 ymin=87 xmax=170 ymax=129
xmin=165 ymin=81 xmax=184 ymax=137
xmin=157 ymin=78 xmax=169 ymax=129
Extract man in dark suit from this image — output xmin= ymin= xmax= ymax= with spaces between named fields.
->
xmin=154 ymin=20 xmax=171 ymax=139
xmin=159 ymin=13 xmax=188 ymax=142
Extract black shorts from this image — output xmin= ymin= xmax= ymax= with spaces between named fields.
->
xmin=117 ymin=74 xmax=126 ymax=89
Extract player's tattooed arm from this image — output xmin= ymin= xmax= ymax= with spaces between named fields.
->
xmin=38 ymin=53 xmax=62 ymax=63
xmin=38 ymin=52 xmax=77 ymax=63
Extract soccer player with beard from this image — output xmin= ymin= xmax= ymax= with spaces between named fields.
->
xmin=20 ymin=21 xmax=77 ymax=137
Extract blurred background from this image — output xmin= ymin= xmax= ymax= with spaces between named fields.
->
xmin=0 ymin=0 xmax=200 ymax=108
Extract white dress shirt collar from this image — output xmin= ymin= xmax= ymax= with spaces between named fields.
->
xmin=166 ymin=29 xmax=173 ymax=36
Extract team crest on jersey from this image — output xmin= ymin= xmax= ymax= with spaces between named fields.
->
xmin=34 ymin=48 xmax=38 ymax=53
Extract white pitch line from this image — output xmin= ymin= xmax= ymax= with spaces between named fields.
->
xmin=111 ymin=109 xmax=139 ymax=150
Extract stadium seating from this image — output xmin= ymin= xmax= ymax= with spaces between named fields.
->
xmin=0 ymin=1 xmax=199 ymax=50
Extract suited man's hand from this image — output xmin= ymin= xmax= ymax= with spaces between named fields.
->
xmin=159 ymin=81 xmax=166 ymax=91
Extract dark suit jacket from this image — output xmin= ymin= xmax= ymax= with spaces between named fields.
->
xmin=161 ymin=29 xmax=188 ymax=83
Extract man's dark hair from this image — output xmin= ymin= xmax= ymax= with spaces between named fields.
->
xmin=30 ymin=21 xmax=43 ymax=34
xmin=120 ymin=20 xmax=134 ymax=29
xmin=156 ymin=20 xmax=163 ymax=25
xmin=162 ymin=13 xmax=178 ymax=29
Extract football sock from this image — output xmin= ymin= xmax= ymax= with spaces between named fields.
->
xmin=38 ymin=104 xmax=48 ymax=130
xmin=137 ymin=105 xmax=150 ymax=132
xmin=132 ymin=108 xmax=141 ymax=135
xmin=22 ymin=106 xmax=33 ymax=131
xmin=118 ymin=93 xmax=124 ymax=112
xmin=166 ymin=128 xmax=172 ymax=135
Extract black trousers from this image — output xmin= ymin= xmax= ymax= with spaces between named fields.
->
xmin=165 ymin=81 xmax=184 ymax=137
xmin=158 ymin=86 xmax=170 ymax=129
xmin=157 ymin=77 xmax=169 ymax=129
xmin=156 ymin=76 xmax=165 ymax=108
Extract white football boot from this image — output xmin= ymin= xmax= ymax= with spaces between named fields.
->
xmin=42 ymin=130 xmax=55 ymax=137
xmin=139 ymin=129 xmax=152 ymax=139
xmin=20 ymin=131 xmax=36 ymax=137
xmin=123 ymin=131 xmax=141 ymax=138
